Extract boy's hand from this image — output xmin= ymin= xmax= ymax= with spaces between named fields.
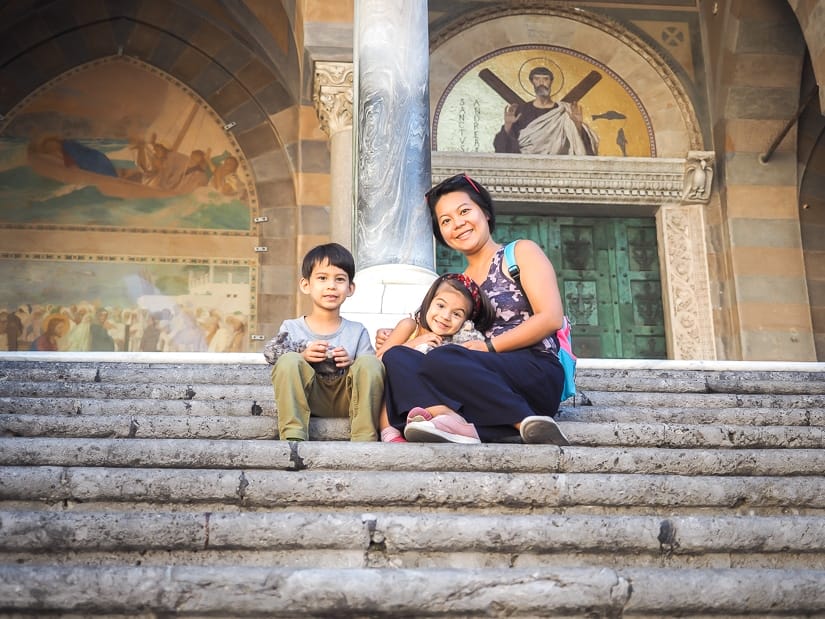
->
xmin=303 ymin=340 xmax=331 ymax=363
xmin=329 ymin=346 xmax=352 ymax=368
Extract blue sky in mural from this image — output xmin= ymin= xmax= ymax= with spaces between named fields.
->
xmin=0 ymin=138 xmax=250 ymax=230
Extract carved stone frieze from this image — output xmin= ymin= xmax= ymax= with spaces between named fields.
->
xmin=313 ymin=61 xmax=354 ymax=137
xmin=657 ymin=203 xmax=717 ymax=360
xmin=681 ymin=150 xmax=714 ymax=203
xmin=432 ymin=151 xmax=685 ymax=207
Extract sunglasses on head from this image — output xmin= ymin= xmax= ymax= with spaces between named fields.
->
xmin=425 ymin=173 xmax=481 ymax=199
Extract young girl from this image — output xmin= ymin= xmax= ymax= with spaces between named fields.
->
xmin=377 ymin=273 xmax=495 ymax=442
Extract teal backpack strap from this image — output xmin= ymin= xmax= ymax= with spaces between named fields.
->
xmin=504 ymin=241 xmax=520 ymax=280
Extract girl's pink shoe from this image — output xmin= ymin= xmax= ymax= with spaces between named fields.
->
xmin=380 ymin=426 xmax=405 ymax=443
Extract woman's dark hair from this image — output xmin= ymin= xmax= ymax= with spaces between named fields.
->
xmin=301 ymin=242 xmax=355 ymax=281
xmin=425 ymin=173 xmax=496 ymax=246
xmin=414 ymin=273 xmax=495 ymax=333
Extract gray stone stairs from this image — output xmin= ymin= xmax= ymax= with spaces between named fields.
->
xmin=1 ymin=352 xmax=825 ymax=617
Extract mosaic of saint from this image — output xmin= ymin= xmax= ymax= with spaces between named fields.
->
xmin=434 ymin=45 xmax=655 ymax=157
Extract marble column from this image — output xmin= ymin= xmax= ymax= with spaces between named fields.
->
xmin=313 ymin=61 xmax=354 ymax=249
xmin=344 ymin=0 xmax=437 ymax=338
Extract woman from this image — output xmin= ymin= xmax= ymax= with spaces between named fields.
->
xmin=380 ymin=173 xmax=569 ymax=445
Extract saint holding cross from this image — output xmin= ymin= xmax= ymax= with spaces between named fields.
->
xmin=485 ymin=64 xmax=601 ymax=155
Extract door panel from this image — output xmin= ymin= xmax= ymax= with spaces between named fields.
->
xmin=435 ymin=214 xmax=666 ymax=359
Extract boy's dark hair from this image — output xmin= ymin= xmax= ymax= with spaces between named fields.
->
xmin=415 ymin=273 xmax=495 ymax=333
xmin=301 ymin=243 xmax=355 ymax=281
xmin=424 ymin=173 xmax=496 ymax=246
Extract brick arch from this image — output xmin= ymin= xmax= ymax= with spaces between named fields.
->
xmin=0 ymin=1 xmax=304 ymax=347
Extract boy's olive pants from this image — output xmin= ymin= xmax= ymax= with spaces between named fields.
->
xmin=271 ymin=352 xmax=384 ymax=441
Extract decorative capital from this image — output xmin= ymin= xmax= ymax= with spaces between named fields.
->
xmin=313 ymin=61 xmax=353 ymax=137
xmin=681 ymin=150 xmax=714 ymax=204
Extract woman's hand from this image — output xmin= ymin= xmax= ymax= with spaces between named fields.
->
xmin=461 ymin=339 xmax=487 ymax=352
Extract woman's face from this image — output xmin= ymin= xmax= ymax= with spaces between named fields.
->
xmin=434 ymin=191 xmax=490 ymax=253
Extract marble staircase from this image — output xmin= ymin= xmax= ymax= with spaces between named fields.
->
xmin=0 ymin=352 xmax=824 ymax=617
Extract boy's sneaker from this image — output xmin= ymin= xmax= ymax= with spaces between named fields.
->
xmin=519 ymin=415 xmax=570 ymax=445
xmin=404 ymin=414 xmax=481 ymax=444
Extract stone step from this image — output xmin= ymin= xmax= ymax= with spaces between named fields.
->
xmin=3 ymin=414 xmax=823 ymax=448
xmin=4 ymin=382 xmax=825 ymax=412
xmin=0 ymin=396 xmax=276 ymax=416
xmin=4 ymin=358 xmax=825 ymax=393
xmin=1 ymin=565 xmax=823 ymax=617
xmin=2 ymin=511 xmax=824 ymax=569
xmin=558 ymin=405 xmax=825 ymax=426
xmin=0 ymin=380 xmax=275 ymax=401
xmin=3 ymin=466 xmax=824 ymax=513
xmin=3 ymin=438 xmax=825 ymax=476
xmin=5 ymin=396 xmax=825 ymax=429
xmin=2 ymin=354 xmax=824 ymax=618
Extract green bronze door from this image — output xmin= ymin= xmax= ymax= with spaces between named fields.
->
xmin=435 ymin=215 xmax=666 ymax=359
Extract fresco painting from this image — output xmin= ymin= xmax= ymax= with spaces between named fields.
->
xmin=0 ymin=57 xmax=258 ymax=353
xmin=0 ymin=57 xmax=253 ymax=231
xmin=0 ymin=255 xmax=255 ymax=353
xmin=434 ymin=45 xmax=654 ymax=157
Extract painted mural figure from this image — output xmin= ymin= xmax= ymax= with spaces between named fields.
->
xmin=209 ymin=155 xmax=245 ymax=198
xmin=492 ymin=67 xmax=599 ymax=155
xmin=29 ymin=314 xmax=70 ymax=351
xmin=32 ymin=137 xmax=119 ymax=177
xmin=128 ymin=134 xmax=193 ymax=191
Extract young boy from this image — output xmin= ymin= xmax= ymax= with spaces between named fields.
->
xmin=264 ymin=243 xmax=384 ymax=441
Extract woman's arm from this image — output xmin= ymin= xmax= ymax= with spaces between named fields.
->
xmin=375 ymin=317 xmax=418 ymax=360
xmin=488 ymin=239 xmax=564 ymax=353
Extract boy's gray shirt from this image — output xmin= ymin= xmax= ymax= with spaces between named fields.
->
xmin=263 ymin=316 xmax=375 ymax=376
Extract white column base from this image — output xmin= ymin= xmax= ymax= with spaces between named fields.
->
xmin=342 ymin=264 xmax=438 ymax=344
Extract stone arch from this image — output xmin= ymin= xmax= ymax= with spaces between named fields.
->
xmin=429 ymin=5 xmax=704 ymax=157
xmin=787 ymin=0 xmax=825 ymax=113
xmin=0 ymin=1 xmax=303 ymax=349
